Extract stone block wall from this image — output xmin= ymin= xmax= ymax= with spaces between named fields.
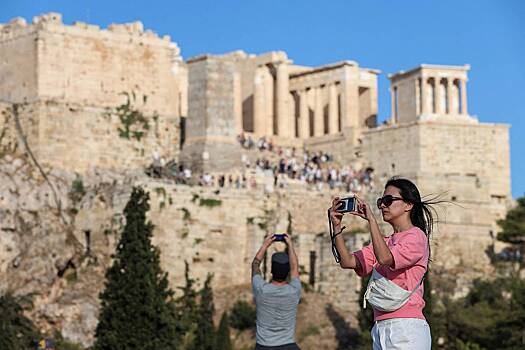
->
xmin=1 ymin=13 xmax=186 ymax=116
xmin=0 ymin=101 xmax=179 ymax=172
xmin=0 ymin=13 xmax=185 ymax=172
xmin=181 ymin=55 xmax=242 ymax=173
xmin=392 ymin=76 xmax=417 ymax=123
xmin=0 ymin=20 xmax=39 ymax=103
xmin=362 ymin=123 xmax=422 ymax=178
xmin=417 ymin=122 xmax=510 ymax=198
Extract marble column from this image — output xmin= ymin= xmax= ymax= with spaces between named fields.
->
xmin=451 ymin=80 xmax=460 ymax=114
xmin=264 ymin=67 xmax=274 ymax=136
xmin=421 ymin=77 xmax=428 ymax=115
xmin=314 ymin=86 xmax=323 ymax=136
xmin=253 ymin=66 xmax=265 ymax=136
xmin=299 ymin=89 xmax=309 ymax=138
xmin=390 ymin=86 xmax=396 ymax=122
xmin=275 ymin=63 xmax=290 ymax=137
xmin=329 ymin=83 xmax=338 ymax=134
xmin=434 ymin=77 xmax=442 ymax=114
xmin=446 ymin=78 xmax=453 ymax=115
xmin=461 ymin=79 xmax=468 ymax=115
xmin=290 ymin=91 xmax=297 ymax=138
xmin=341 ymin=67 xmax=355 ymax=129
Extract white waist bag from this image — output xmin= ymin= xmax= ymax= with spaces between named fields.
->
xmin=363 ymin=267 xmax=424 ymax=312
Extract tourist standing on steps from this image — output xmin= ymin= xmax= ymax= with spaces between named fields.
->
xmin=329 ymin=177 xmax=441 ymax=349
xmin=251 ymin=234 xmax=302 ymax=350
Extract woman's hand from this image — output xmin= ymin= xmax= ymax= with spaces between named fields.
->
xmin=329 ymin=197 xmax=344 ymax=230
xmin=350 ymin=196 xmax=375 ymax=222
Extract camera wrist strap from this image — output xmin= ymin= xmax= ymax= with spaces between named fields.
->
xmin=327 ymin=209 xmax=345 ymax=263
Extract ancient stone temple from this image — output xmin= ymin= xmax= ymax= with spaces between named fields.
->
xmin=180 ymin=51 xmax=379 ymax=172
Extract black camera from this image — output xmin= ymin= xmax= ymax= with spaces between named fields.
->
xmin=336 ymin=196 xmax=357 ymax=213
xmin=273 ymin=234 xmax=286 ymax=241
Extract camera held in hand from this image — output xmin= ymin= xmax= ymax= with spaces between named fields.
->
xmin=336 ymin=196 xmax=357 ymax=213
xmin=273 ymin=234 xmax=286 ymax=242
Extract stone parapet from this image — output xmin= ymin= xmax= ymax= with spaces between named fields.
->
xmin=0 ymin=13 xmax=185 ymax=116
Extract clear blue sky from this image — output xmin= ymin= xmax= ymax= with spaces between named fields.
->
xmin=2 ymin=0 xmax=524 ymax=198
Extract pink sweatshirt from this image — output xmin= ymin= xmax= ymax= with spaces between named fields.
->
xmin=353 ymin=226 xmax=429 ymax=321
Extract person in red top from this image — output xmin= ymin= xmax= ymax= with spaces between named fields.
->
xmin=329 ymin=177 xmax=440 ymax=349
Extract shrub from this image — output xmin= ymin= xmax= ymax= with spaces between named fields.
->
xmin=230 ymin=300 xmax=256 ymax=331
xmin=0 ymin=295 xmax=40 ymax=349
xmin=199 ymin=198 xmax=222 ymax=208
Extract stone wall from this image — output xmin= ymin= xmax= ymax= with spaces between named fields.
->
xmin=0 ymin=101 xmax=180 ymax=173
xmin=0 ymin=13 xmax=185 ymax=172
xmin=0 ymin=13 xmax=186 ymax=116
xmin=180 ymin=55 xmax=242 ymax=173
xmin=0 ymin=18 xmax=38 ymax=103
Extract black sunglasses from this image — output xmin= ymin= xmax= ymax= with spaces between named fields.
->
xmin=376 ymin=195 xmax=405 ymax=209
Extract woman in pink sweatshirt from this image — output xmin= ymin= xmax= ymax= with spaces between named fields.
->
xmin=330 ymin=177 xmax=439 ymax=349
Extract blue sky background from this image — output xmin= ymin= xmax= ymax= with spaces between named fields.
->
xmin=2 ymin=0 xmax=524 ymax=198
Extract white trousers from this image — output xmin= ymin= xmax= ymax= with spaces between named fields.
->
xmin=371 ymin=318 xmax=431 ymax=350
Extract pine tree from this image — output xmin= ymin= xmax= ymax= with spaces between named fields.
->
xmin=93 ymin=187 xmax=179 ymax=350
xmin=497 ymin=196 xmax=525 ymax=245
xmin=216 ymin=312 xmax=233 ymax=350
xmin=0 ymin=295 xmax=41 ymax=349
xmin=175 ymin=261 xmax=199 ymax=349
xmin=194 ymin=274 xmax=216 ymax=350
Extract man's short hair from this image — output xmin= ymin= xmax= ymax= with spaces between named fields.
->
xmin=271 ymin=252 xmax=290 ymax=281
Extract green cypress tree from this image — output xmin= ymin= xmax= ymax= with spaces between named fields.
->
xmin=175 ymin=261 xmax=199 ymax=349
xmin=93 ymin=187 xmax=179 ymax=350
xmin=216 ymin=312 xmax=233 ymax=350
xmin=0 ymin=295 xmax=40 ymax=349
xmin=194 ymin=274 xmax=216 ymax=350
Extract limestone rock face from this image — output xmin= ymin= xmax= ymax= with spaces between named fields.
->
xmin=0 ymin=156 xmax=132 ymax=347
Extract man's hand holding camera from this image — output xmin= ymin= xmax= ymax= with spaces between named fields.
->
xmin=252 ymin=233 xmax=298 ymax=279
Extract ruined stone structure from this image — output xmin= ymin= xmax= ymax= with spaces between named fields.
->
xmin=0 ymin=13 xmax=186 ymax=172
xmin=181 ymin=51 xmax=378 ymax=172
xmin=0 ymin=13 xmax=513 ymax=347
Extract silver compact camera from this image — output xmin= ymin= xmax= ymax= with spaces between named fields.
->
xmin=336 ymin=196 xmax=357 ymax=213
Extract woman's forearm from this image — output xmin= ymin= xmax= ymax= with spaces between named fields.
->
xmin=334 ymin=230 xmax=358 ymax=269
xmin=369 ymin=217 xmax=394 ymax=266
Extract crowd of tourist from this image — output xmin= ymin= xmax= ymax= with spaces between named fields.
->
xmin=237 ymin=133 xmax=375 ymax=192
xmin=144 ymin=134 xmax=376 ymax=193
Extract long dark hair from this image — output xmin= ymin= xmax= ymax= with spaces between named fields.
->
xmin=384 ymin=177 xmax=442 ymax=237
